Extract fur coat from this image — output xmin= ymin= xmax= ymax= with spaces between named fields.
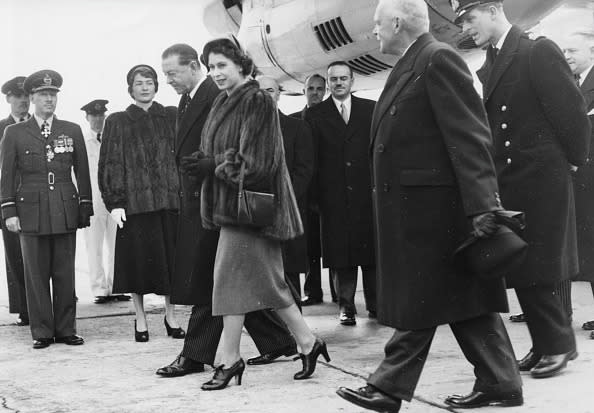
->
xmin=200 ymin=80 xmax=303 ymax=241
xmin=99 ymin=102 xmax=179 ymax=215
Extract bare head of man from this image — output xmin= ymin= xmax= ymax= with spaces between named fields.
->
xmin=162 ymin=43 xmax=202 ymax=95
xmin=373 ymin=0 xmax=430 ymax=55
xmin=561 ymin=30 xmax=594 ymax=76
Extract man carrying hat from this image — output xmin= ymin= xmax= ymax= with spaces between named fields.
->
xmin=0 ymin=76 xmax=30 ymax=326
xmin=456 ymin=0 xmax=591 ymax=379
xmin=80 ymin=100 xmax=130 ymax=305
xmin=0 ymin=70 xmax=93 ymax=349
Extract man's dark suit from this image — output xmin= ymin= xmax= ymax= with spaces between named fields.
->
xmin=170 ymin=77 xmax=296 ymax=365
xmin=477 ymin=27 xmax=591 ymax=355
xmin=305 ymin=96 xmax=377 ymax=316
xmin=0 ymin=115 xmax=27 ymax=320
xmin=366 ymin=33 xmax=520 ymax=401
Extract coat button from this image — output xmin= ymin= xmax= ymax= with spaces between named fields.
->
xmin=506 ymin=158 xmax=512 ymax=164
xmin=347 ymin=186 xmax=353 ymax=191
xmin=383 ymin=183 xmax=390 ymax=192
xmin=501 ymin=123 xmax=508 ymax=130
xmin=20 ymin=198 xmax=24 ymax=201
xmin=194 ymin=191 xmax=200 ymax=197
xmin=389 ymin=105 xmax=396 ymax=115
xmin=25 ymin=150 xmax=30 ymax=154
xmin=504 ymin=141 xmax=510 ymax=147
xmin=49 ymin=185 xmax=55 ymax=190
xmin=501 ymin=105 xmax=507 ymax=112
xmin=345 ymin=161 xmax=352 ymax=167
xmin=377 ymin=144 xmax=385 ymax=153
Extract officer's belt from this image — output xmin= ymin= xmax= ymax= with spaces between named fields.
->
xmin=21 ymin=172 xmax=72 ymax=185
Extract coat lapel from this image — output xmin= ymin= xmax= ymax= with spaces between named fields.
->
xmin=345 ymin=96 xmax=363 ymax=142
xmin=176 ymin=77 xmax=215 ymax=154
xmin=24 ymin=117 xmax=44 ymax=142
xmin=482 ymin=26 xmax=522 ymax=103
xmin=581 ymin=67 xmax=594 ymax=109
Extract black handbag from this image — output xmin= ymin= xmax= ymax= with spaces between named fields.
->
xmin=237 ymin=161 xmax=275 ymax=228
xmin=454 ymin=210 xmax=528 ymax=280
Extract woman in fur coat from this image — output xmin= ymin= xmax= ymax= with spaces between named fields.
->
xmin=98 ymin=64 xmax=185 ymax=342
xmin=183 ymin=38 xmax=329 ymax=390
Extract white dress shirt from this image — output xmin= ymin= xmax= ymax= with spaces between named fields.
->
xmin=333 ymin=94 xmax=352 ymax=123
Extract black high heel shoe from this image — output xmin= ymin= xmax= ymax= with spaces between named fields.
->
xmin=294 ymin=338 xmax=330 ymax=380
xmin=164 ymin=317 xmax=186 ymax=339
xmin=201 ymin=359 xmax=245 ymax=391
xmin=135 ymin=320 xmax=149 ymax=342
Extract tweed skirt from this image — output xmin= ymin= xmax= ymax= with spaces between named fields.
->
xmin=212 ymin=225 xmax=295 ymax=316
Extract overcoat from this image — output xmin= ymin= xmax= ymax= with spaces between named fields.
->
xmin=371 ymin=33 xmax=508 ymax=330
xmin=305 ymin=95 xmax=375 ymax=269
xmin=477 ymin=26 xmax=591 ymax=288
xmin=573 ymin=67 xmax=594 ymax=281
xmin=170 ymin=77 xmax=221 ymax=305
xmin=0 ymin=117 xmax=93 ymax=235
xmin=279 ymin=111 xmax=313 ymax=273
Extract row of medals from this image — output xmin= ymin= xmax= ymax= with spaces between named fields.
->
xmin=46 ymin=140 xmax=73 ymax=162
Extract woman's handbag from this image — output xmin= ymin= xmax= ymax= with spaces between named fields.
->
xmin=237 ymin=161 xmax=275 ymax=227
xmin=454 ymin=210 xmax=528 ymax=280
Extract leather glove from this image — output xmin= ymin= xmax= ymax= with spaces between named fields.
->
xmin=78 ymin=203 xmax=93 ymax=229
xmin=5 ymin=216 xmax=21 ymax=233
xmin=180 ymin=154 xmax=216 ymax=180
xmin=110 ymin=208 xmax=126 ymax=228
xmin=471 ymin=212 xmax=498 ymax=238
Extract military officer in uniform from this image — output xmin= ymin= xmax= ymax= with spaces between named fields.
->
xmin=80 ymin=99 xmax=129 ymax=304
xmin=0 ymin=76 xmax=30 ymax=326
xmin=0 ymin=70 xmax=93 ymax=349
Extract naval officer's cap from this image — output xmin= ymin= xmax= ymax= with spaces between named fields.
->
xmin=23 ymin=70 xmax=63 ymax=94
xmin=81 ymin=99 xmax=109 ymax=115
xmin=1 ymin=76 xmax=28 ymax=96
xmin=450 ymin=0 xmax=504 ymax=24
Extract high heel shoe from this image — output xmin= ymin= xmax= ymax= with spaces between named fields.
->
xmin=201 ymin=359 xmax=245 ymax=391
xmin=164 ymin=317 xmax=186 ymax=339
xmin=294 ymin=337 xmax=330 ymax=380
xmin=135 ymin=320 xmax=149 ymax=342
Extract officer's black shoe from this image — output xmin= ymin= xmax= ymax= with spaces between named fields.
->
xmin=247 ymin=345 xmax=297 ymax=365
xmin=509 ymin=313 xmax=526 ymax=323
xmin=111 ymin=294 xmax=131 ymax=301
xmin=337 ymin=385 xmax=402 ymax=412
xmin=55 ymin=335 xmax=84 ymax=345
xmin=517 ymin=350 xmax=541 ymax=371
xmin=301 ymin=296 xmax=323 ymax=306
xmin=156 ymin=355 xmax=205 ymax=377
xmin=340 ymin=312 xmax=356 ymax=326
xmin=445 ymin=390 xmax=523 ymax=408
xmin=94 ymin=296 xmax=109 ymax=304
xmin=33 ymin=338 xmax=54 ymax=349
xmin=14 ymin=314 xmax=29 ymax=326
xmin=582 ymin=320 xmax=594 ymax=330
xmin=530 ymin=350 xmax=577 ymax=378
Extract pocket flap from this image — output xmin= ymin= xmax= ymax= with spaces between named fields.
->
xmin=399 ymin=169 xmax=456 ymax=186
xmin=61 ymin=186 xmax=79 ymax=201
xmin=17 ymin=191 xmax=39 ymax=203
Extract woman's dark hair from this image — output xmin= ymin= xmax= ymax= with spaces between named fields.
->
xmin=126 ymin=64 xmax=159 ymax=98
xmin=202 ymin=38 xmax=255 ymax=76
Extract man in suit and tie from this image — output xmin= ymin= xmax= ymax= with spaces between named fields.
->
xmin=0 ymin=76 xmax=30 ymax=326
xmin=337 ymin=1 xmax=522 ymax=410
xmin=0 ymin=70 xmax=93 ymax=349
xmin=305 ymin=61 xmax=377 ymax=326
xmin=560 ymin=30 xmax=594 ymax=336
xmin=457 ymin=0 xmax=591 ymax=378
xmin=156 ymin=44 xmax=298 ymax=377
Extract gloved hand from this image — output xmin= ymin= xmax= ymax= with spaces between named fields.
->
xmin=110 ymin=208 xmax=126 ymax=228
xmin=5 ymin=216 xmax=21 ymax=233
xmin=471 ymin=212 xmax=498 ymax=238
xmin=180 ymin=153 xmax=215 ymax=180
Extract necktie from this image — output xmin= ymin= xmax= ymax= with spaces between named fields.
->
xmin=340 ymin=102 xmax=349 ymax=124
xmin=488 ymin=46 xmax=498 ymax=63
xmin=41 ymin=121 xmax=50 ymax=138
xmin=97 ymin=132 xmax=102 ymax=143
xmin=575 ymin=73 xmax=581 ymax=87
xmin=179 ymin=93 xmax=191 ymax=119
xmin=18 ymin=117 xmax=25 ymax=123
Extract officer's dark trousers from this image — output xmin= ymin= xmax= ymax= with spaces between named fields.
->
xmin=2 ymin=226 xmax=27 ymax=316
xmin=554 ymin=279 xmax=573 ymax=318
xmin=20 ymin=233 xmax=77 ymax=340
xmin=331 ymin=266 xmax=376 ymax=315
xmin=181 ymin=304 xmax=297 ymax=365
xmin=516 ymin=284 xmax=576 ymax=355
xmin=303 ymin=210 xmax=323 ymax=301
xmin=367 ymin=313 xmax=522 ymax=401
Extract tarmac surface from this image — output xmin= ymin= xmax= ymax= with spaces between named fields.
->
xmin=1 ymin=236 xmax=594 ymax=413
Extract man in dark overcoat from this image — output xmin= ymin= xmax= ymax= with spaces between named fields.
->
xmin=258 ymin=76 xmax=314 ymax=304
xmin=337 ymin=1 xmax=522 ymax=411
xmin=459 ymin=0 xmax=591 ymax=378
xmin=0 ymin=76 xmax=30 ymax=326
xmin=156 ymin=44 xmax=298 ymax=377
xmin=560 ymin=31 xmax=594 ymax=335
xmin=305 ymin=62 xmax=376 ymax=326
xmin=0 ymin=70 xmax=93 ymax=349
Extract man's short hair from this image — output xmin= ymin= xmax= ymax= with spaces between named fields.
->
xmin=305 ymin=73 xmax=326 ymax=85
xmin=161 ymin=43 xmax=199 ymax=66
xmin=327 ymin=61 xmax=353 ymax=77
xmin=394 ymin=0 xmax=430 ymax=35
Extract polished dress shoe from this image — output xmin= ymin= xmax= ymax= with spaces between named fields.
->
xmin=530 ymin=350 xmax=578 ymax=378
xmin=135 ymin=320 xmax=149 ymax=342
xmin=517 ymin=350 xmax=541 ymax=371
xmin=247 ymin=346 xmax=297 ymax=365
xmin=340 ymin=312 xmax=356 ymax=326
xmin=156 ymin=355 xmax=205 ymax=377
xmin=301 ymin=296 xmax=323 ymax=306
xmin=33 ymin=338 xmax=54 ymax=349
xmin=164 ymin=317 xmax=186 ymax=339
xmin=582 ymin=320 xmax=594 ymax=330
xmin=336 ymin=385 xmax=402 ymax=412
xmin=445 ymin=390 xmax=523 ymax=408
xmin=294 ymin=337 xmax=330 ymax=380
xmin=110 ymin=294 xmax=131 ymax=301
xmin=509 ymin=313 xmax=526 ymax=323
xmin=55 ymin=335 xmax=84 ymax=345
xmin=368 ymin=310 xmax=377 ymax=319
xmin=201 ymin=359 xmax=245 ymax=391
xmin=94 ymin=296 xmax=109 ymax=304
xmin=14 ymin=315 xmax=29 ymax=326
